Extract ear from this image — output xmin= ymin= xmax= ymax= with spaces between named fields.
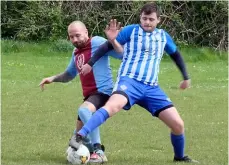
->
xmin=157 ymin=17 xmax=161 ymax=24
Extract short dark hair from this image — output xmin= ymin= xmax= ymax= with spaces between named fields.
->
xmin=140 ymin=2 xmax=160 ymax=17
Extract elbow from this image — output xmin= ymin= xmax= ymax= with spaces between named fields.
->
xmin=116 ymin=50 xmax=124 ymax=54
xmin=115 ymin=47 xmax=124 ymax=54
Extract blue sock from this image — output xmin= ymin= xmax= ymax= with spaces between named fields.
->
xmin=78 ymin=107 xmax=101 ymax=144
xmin=170 ymin=133 xmax=185 ymax=158
xmin=78 ymin=108 xmax=109 ymax=137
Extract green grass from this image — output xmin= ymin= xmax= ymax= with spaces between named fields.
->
xmin=1 ymin=40 xmax=228 ymax=165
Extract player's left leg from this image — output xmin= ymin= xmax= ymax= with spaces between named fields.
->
xmin=140 ymin=85 xmax=198 ymax=163
xmin=159 ymin=107 xmax=199 ymax=163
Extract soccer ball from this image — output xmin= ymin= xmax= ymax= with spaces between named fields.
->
xmin=66 ymin=144 xmax=90 ymax=164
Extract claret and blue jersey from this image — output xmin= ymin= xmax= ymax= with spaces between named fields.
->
xmin=115 ymin=24 xmax=177 ymax=86
xmin=66 ymin=36 xmax=122 ymax=98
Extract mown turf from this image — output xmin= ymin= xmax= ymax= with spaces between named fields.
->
xmin=1 ymin=40 xmax=228 ymax=165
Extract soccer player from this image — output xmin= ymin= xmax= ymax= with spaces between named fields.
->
xmin=39 ymin=21 xmax=122 ymax=163
xmin=70 ymin=2 xmax=199 ymax=163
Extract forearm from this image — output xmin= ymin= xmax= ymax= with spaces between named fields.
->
xmin=52 ymin=71 xmax=74 ymax=83
xmin=87 ymin=41 xmax=113 ymax=66
xmin=169 ymin=50 xmax=189 ymax=80
xmin=109 ymin=39 xmax=123 ymax=53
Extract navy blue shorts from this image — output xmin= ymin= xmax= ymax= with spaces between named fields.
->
xmin=112 ymin=76 xmax=173 ymax=117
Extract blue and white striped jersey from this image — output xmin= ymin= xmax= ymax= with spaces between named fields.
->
xmin=116 ymin=24 xmax=177 ymax=86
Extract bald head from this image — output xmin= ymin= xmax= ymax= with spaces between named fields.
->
xmin=68 ymin=21 xmax=87 ymax=33
xmin=68 ymin=21 xmax=89 ymax=48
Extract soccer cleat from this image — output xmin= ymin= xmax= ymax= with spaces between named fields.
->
xmin=69 ymin=134 xmax=86 ymax=150
xmin=173 ymin=156 xmax=199 ymax=163
xmin=101 ymin=144 xmax=105 ymax=152
xmin=89 ymin=143 xmax=108 ymax=163
xmin=89 ymin=150 xmax=108 ymax=163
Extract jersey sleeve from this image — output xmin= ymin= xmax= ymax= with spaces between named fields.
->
xmin=91 ymin=36 xmax=107 ymax=57
xmin=65 ymin=51 xmax=78 ymax=78
xmin=116 ymin=24 xmax=137 ymax=45
xmin=91 ymin=36 xmax=122 ymax=59
xmin=164 ymin=31 xmax=177 ymax=55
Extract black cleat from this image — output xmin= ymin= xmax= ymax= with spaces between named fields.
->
xmin=174 ymin=156 xmax=199 ymax=163
xmin=101 ymin=144 xmax=105 ymax=152
xmin=92 ymin=143 xmax=105 ymax=152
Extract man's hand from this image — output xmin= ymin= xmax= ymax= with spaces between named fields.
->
xmin=179 ymin=79 xmax=191 ymax=90
xmin=105 ymin=19 xmax=122 ymax=41
xmin=39 ymin=76 xmax=55 ymax=91
xmin=81 ymin=64 xmax=92 ymax=75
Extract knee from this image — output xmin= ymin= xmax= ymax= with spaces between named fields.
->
xmin=104 ymin=101 xmax=123 ymax=116
xmin=78 ymin=107 xmax=91 ymax=118
xmin=171 ymin=120 xmax=184 ymax=135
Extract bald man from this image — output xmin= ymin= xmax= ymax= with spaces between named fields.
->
xmin=39 ymin=21 xmax=122 ymax=163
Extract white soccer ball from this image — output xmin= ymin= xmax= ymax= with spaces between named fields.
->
xmin=66 ymin=144 xmax=90 ymax=164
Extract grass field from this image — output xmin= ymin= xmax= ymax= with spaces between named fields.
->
xmin=1 ymin=40 xmax=228 ymax=165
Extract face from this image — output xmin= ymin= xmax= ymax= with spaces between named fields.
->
xmin=68 ymin=25 xmax=88 ymax=48
xmin=140 ymin=12 xmax=160 ymax=32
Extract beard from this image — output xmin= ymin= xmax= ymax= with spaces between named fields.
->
xmin=73 ymin=42 xmax=84 ymax=48
xmin=72 ymin=37 xmax=88 ymax=48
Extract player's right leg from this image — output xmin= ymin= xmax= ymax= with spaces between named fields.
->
xmin=76 ymin=119 xmax=83 ymax=132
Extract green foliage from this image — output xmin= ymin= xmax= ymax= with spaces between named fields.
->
xmin=50 ymin=39 xmax=74 ymax=52
xmin=1 ymin=40 xmax=227 ymax=63
xmin=158 ymin=1 xmax=228 ymax=50
xmin=1 ymin=1 xmax=65 ymax=41
xmin=1 ymin=40 xmax=25 ymax=53
xmin=1 ymin=39 xmax=74 ymax=55
xmin=1 ymin=1 xmax=228 ymax=50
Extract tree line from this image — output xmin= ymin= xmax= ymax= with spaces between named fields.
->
xmin=1 ymin=1 xmax=228 ymax=50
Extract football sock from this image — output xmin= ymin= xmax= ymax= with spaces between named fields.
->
xmin=78 ymin=108 xmax=109 ymax=137
xmin=78 ymin=107 xmax=101 ymax=144
xmin=170 ymin=133 xmax=185 ymax=158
